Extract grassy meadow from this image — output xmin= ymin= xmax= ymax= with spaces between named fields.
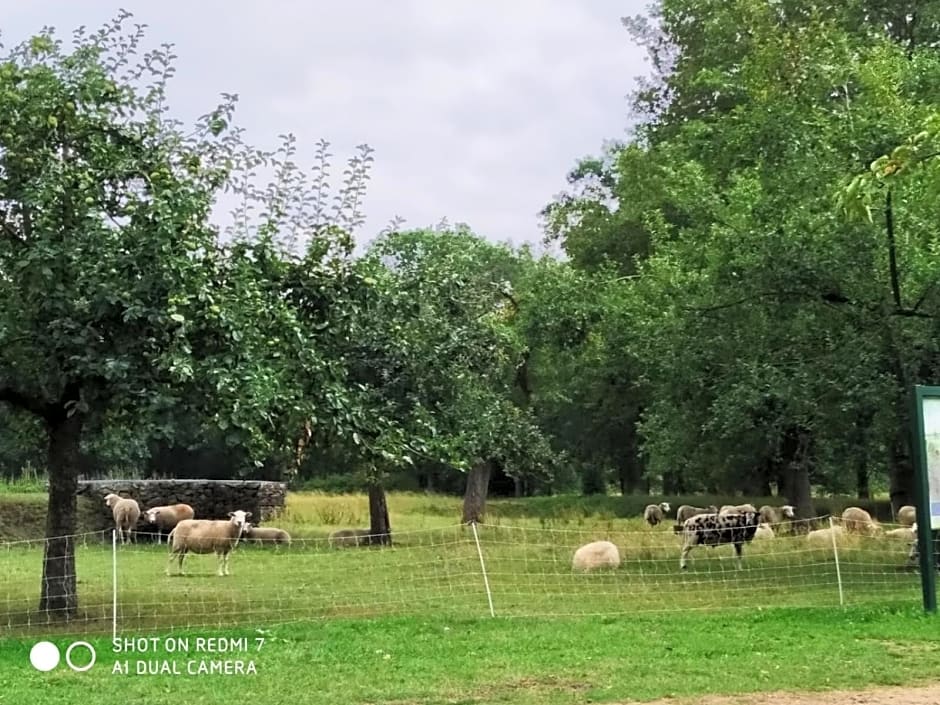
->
xmin=0 ymin=490 xmax=937 ymax=703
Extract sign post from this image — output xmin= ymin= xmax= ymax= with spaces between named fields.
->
xmin=911 ymin=386 xmax=940 ymax=613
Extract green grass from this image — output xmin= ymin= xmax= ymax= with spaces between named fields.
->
xmin=1 ymin=606 xmax=938 ymax=704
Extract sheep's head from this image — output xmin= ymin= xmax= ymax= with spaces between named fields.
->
xmin=228 ymin=510 xmax=252 ymax=536
xmin=104 ymin=493 xmax=120 ymax=508
xmin=144 ymin=507 xmax=161 ymax=524
xmin=706 ymin=505 xmax=718 ymax=513
xmin=743 ymin=511 xmax=761 ymax=527
xmin=782 ymin=505 xmax=796 ymax=519
xmin=660 ymin=502 xmax=671 ymax=513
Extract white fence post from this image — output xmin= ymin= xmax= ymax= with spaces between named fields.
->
xmin=829 ymin=516 xmax=845 ymax=607
xmin=112 ymin=528 xmax=118 ymax=639
xmin=470 ymin=522 xmax=495 ymax=617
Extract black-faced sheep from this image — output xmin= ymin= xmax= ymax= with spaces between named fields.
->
xmin=165 ymin=510 xmax=252 ymax=577
xmin=246 ymin=526 xmax=291 ymax=547
xmin=675 ymin=504 xmax=718 ymax=524
xmin=572 ymin=540 xmax=621 ymax=571
xmin=329 ymin=528 xmax=371 ymax=548
xmin=675 ymin=511 xmax=761 ymax=570
xmin=643 ymin=502 xmax=671 ymax=527
xmin=143 ymin=503 xmax=195 ymax=544
xmin=104 ymin=493 xmax=141 ymax=545
xmin=841 ymin=507 xmax=881 ymax=536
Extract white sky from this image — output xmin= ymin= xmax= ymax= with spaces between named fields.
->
xmin=4 ymin=2 xmax=651 ymax=249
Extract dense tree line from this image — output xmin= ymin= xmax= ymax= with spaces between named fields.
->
xmin=1 ymin=3 xmax=939 ymax=615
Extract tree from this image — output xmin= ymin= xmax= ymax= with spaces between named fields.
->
xmin=0 ymin=16 xmax=368 ymax=616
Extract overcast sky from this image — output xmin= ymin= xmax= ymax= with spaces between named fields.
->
xmin=4 ymin=2 xmax=651 ymax=249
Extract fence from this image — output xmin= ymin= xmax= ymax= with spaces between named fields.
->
xmin=0 ymin=517 xmax=928 ymax=637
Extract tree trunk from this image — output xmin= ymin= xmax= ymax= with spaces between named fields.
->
xmin=40 ymin=412 xmax=84 ymax=617
xmin=367 ymin=483 xmax=392 ymax=546
xmin=888 ymin=434 xmax=913 ymax=513
xmin=462 ymin=460 xmax=492 ymax=523
xmin=856 ymin=461 xmax=870 ymax=500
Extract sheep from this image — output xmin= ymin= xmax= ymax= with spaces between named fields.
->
xmin=572 ymin=540 xmax=621 ymax=571
xmin=675 ymin=504 xmax=718 ymax=524
xmin=165 ymin=510 xmax=252 ymax=577
xmin=143 ymin=503 xmax=195 ymax=544
xmin=329 ymin=528 xmax=372 ymax=548
xmin=718 ymin=503 xmax=758 ymax=516
xmin=643 ymin=502 xmax=671 ymax=527
xmin=754 ymin=523 xmax=775 ymax=540
xmin=677 ymin=511 xmax=761 ymax=569
xmin=104 ymin=493 xmax=141 ymax=545
xmin=806 ymin=525 xmax=844 ymax=546
xmin=885 ymin=526 xmax=916 ymax=540
xmin=841 ymin=507 xmax=881 ymax=536
xmin=246 ymin=526 xmax=292 ymax=547
xmin=897 ymin=505 xmax=916 ymax=527
xmin=758 ymin=504 xmax=796 ymax=525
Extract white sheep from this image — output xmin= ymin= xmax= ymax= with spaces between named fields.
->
xmin=143 ymin=503 xmax=195 ymax=544
xmin=329 ymin=528 xmax=371 ymax=548
xmin=897 ymin=505 xmax=916 ymax=527
xmin=758 ymin=504 xmax=796 ymax=525
xmin=165 ymin=510 xmax=252 ymax=577
xmin=841 ymin=507 xmax=881 ymax=536
xmin=675 ymin=504 xmax=718 ymax=524
xmin=885 ymin=526 xmax=916 ymax=540
xmin=719 ymin=503 xmax=758 ymax=516
xmin=754 ymin=523 xmax=775 ymax=539
xmin=643 ymin=502 xmax=671 ymax=527
xmin=247 ymin=526 xmax=292 ymax=547
xmin=104 ymin=493 xmax=141 ymax=545
xmin=806 ymin=525 xmax=845 ymax=546
xmin=572 ymin=540 xmax=621 ymax=571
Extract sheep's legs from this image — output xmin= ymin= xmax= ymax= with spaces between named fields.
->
xmin=679 ymin=543 xmax=693 ymax=570
xmin=166 ymin=550 xmax=187 ymax=576
xmin=733 ymin=542 xmax=743 ymax=570
xmin=216 ymin=551 xmax=230 ymax=577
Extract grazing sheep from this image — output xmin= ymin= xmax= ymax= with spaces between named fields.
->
xmin=718 ymin=503 xmax=758 ymax=517
xmin=754 ymin=523 xmax=775 ymax=540
xmin=104 ymin=493 xmax=141 ymax=545
xmin=675 ymin=504 xmax=718 ymax=524
xmin=247 ymin=526 xmax=291 ymax=547
xmin=676 ymin=511 xmax=761 ymax=570
xmin=572 ymin=540 xmax=621 ymax=572
xmin=143 ymin=503 xmax=195 ymax=544
xmin=166 ymin=510 xmax=252 ymax=577
xmin=897 ymin=505 xmax=916 ymax=527
xmin=841 ymin=507 xmax=881 ymax=536
xmin=806 ymin=525 xmax=845 ymax=546
xmin=885 ymin=526 xmax=916 ymax=540
xmin=643 ymin=502 xmax=672 ymax=527
xmin=329 ymin=528 xmax=372 ymax=548
xmin=758 ymin=504 xmax=796 ymax=525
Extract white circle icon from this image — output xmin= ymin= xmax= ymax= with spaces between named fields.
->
xmin=29 ymin=641 xmax=60 ymax=672
xmin=65 ymin=641 xmax=96 ymax=672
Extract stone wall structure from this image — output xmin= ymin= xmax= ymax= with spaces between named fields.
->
xmin=77 ymin=479 xmax=286 ymax=537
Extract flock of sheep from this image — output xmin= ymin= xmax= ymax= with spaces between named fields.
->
xmin=103 ymin=493 xmax=291 ymax=577
xmin=572 ymin=501 xmax=924 ymax=572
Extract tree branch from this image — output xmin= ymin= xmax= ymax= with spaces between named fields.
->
xmin=0 ymin=386 xmax=49 ymax=417
xmin=885 ymin=189 xmax=903 ymax=311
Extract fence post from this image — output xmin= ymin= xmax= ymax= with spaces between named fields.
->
xmin=470 ymin=521 xmax=495 ymax=617
xmin=829 ymin=517 xmax=845 ymax=607
xmin=112 ymin=529 xmax=118 ymax=639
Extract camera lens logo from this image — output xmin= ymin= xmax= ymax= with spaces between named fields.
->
xmin=30 ymin=641 xmax=96 ymax=672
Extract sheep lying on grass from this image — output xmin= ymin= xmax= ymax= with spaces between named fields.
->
xmin=246 ymin=526 xmax=291 ymax=548
xmin=897 ymin=505 xmax=916 ymax=527
xmin=719 ymin=503 xmax=758 ymax=516
xmin=143 ymin=503 xmax=195 ymax=544
xmin=643 ymin=502 xmax=671 ymax=527
xmin=166 ymin=510 xmax=252 ymax=577
xmin=329 ymin=528 xmax=371 ymax=548
xmin=841 ymin=507 xmax=881 ymax=536
xmin=676 ymin=511 xmax=761 ymax=570
xmin=572 ymin=540 xmax=621 ymax=571
xmin=104 ymin=493 xmax=141 ymax=545
xmin=806 ymin=525 xmax=844 ymax=546
xmin=675 ymin=504 xmax=718 ymax=524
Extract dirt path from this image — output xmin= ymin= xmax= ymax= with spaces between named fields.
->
xmin=637 ymin=683 xmax=940 ymax=704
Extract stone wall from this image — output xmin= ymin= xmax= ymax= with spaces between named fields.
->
xmin=78 ymin=479 xmax=286 ymax=538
